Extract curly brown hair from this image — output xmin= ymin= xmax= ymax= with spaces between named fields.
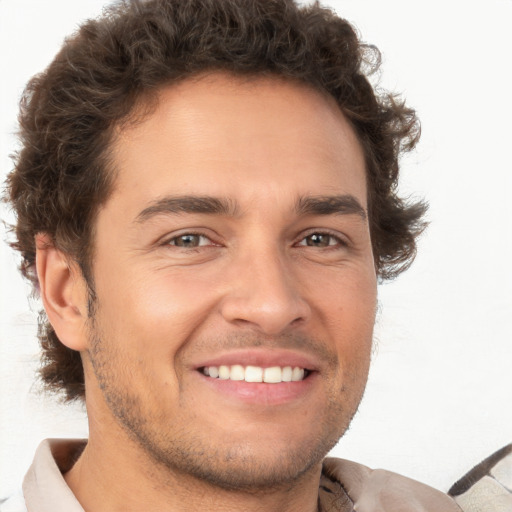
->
xmin=5 ymin=0 xmax=426 ymax=401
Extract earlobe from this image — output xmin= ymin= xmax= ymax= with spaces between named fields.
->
xmin=35 ymin=233 xmax=89 ymax=351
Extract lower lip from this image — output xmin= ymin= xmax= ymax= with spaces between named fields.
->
xmin=197 ymin=372 xmax=317 ymax=406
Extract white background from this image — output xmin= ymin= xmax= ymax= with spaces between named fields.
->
xmin=1 ymin=0 xmax=511 ymax=499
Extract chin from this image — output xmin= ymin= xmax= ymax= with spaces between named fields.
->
xmin=126 ymin=407 xmax=350 ymax=492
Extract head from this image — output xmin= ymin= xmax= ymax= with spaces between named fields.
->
xmin=6 ymin=0 xmax=425 ymax=491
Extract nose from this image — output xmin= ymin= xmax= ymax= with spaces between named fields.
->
xmin=219 ymin=248 xmax=311 ymax=336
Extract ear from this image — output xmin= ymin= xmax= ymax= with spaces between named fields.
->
xmin=35 ymin=233 xmax=89 ymax=351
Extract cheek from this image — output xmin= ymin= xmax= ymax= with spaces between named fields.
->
xmin=309 ymin=266 xmax=376 ymax=367
xmin=307 ymin=263 xmax=377 ymax=324
xmin=93 ymin=263 xmax=220 ymax=358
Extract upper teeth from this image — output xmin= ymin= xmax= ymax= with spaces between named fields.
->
xmin=202 ymin=365 xmax=306 ymax=383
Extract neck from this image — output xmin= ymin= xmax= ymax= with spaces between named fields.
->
xmin=64 ymin=424 xmax=322 ymax=512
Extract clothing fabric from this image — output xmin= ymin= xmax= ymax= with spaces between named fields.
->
xmin=2 ymin=438 xmax=506 ymax=512
xmin=449 ymin=444 xmax=512 ymax=512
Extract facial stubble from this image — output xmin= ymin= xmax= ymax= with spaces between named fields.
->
xmin=85 ymin=314 xmax=370 ymax=493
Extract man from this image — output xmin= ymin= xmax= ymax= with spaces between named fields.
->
xmin=2 ymin=0 xmax=510 ymax=511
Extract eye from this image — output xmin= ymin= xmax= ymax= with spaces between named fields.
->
xmin=298 ymin=232 xmax=344 ymax=248
xmin=167 ymin=233 xmax=211 ymax=248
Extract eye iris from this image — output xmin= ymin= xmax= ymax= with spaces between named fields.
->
xmin=175 ymin=234 xmax=200 ymax=247
xmin=307 ymin=233 xmax=330 ymax=247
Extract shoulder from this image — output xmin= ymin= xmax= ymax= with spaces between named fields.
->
xmin=322 ymin=457 xmax=461 ymax=511
xmin=323 ymin=444 xmax=512 ymax=512
xmin=449 ymin=443 xmax=512 ymax=512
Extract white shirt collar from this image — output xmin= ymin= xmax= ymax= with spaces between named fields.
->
xmin=23 ymin=439 xmax=86 ymax=512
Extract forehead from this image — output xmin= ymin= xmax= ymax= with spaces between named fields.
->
xmin=108 ymin=73 xmax=367 ymax=215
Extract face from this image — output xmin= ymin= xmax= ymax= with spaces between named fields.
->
xmin=81 ymin=74 xmax=377 ymax=490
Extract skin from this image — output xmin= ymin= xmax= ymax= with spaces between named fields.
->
xmin=36 ymin=73 xmax=377 ymax=512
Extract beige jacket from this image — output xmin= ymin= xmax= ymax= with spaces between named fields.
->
xmin=319 ymin=457 xmax=460 ymax=511
xmin=5 ymin=439 xmax=510 ymax=511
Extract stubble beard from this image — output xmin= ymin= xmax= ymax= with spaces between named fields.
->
xmin=86 ymin=318 xmax=369 ymax=493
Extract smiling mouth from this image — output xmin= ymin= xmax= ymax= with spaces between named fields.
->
xmin=200 ymin=365 xmax=310 ymax=383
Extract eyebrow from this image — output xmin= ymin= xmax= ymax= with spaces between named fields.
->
xmin=295 ymin=194 xmax=367 ymax=220
xmin=135 ymin=195 xmax=238 ymax=223
xmin=135 ymin=193 xmax=366 ymax=223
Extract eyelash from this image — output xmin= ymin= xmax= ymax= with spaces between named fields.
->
xmin=295 ymin=231 xmax=348 ymax=249
xmin=162 ymin=230 xmax=348 ymax=250
xmin=164 ymin=232 xmax=216 ymax=249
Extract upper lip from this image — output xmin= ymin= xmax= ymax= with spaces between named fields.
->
xmin=191 ymin=349 xmax=322 ymax=372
